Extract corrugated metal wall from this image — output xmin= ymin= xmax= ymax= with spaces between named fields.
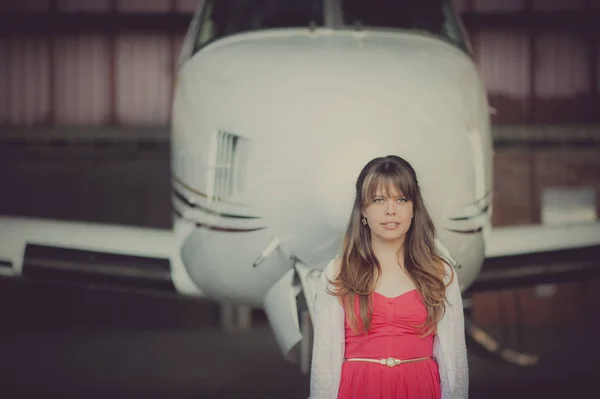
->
xmin=2 ymin=36 xmax=51 ymax=125
xmin=475 ymin=28 xmax=530 ymax=123
xmin=0 ymin=0 xmax=199 ymax=12
xmin=473 ymin=27 xmax=597 ymax=124
xmin=0 ymin=0 xmax=598 ymax=126
xmin=0 ymin=0 xmax=190 ymax=126
xmin=0 ymin=32 xmax=184 ymax=126
xmin=115 ymin=33 xmax=174 ymax=125
xmin=465 ymin=0 xmax=599 ymax=124
xmin=53 ymin=34 xmax=111 ymax=125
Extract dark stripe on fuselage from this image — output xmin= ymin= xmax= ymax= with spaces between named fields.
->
xmin=172 ymin=208 xmax=266 ymax=233
xmin=447 ymin=191 xmax=492 ymax=221
xmin=172 ymin=188 xmax=261 ymax=220
xmin=172 ymin=176 xmax=244 ymax=205
xmin=444 ymin=227 xmax=483 ymax=234
xmin=471 ymin=191 xmax=492 ymax=207
xmin=448 ymin=204 xmax=490 ymax=221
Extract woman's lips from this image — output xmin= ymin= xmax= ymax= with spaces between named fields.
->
xmin=381 ymin=222 xmax=400 ymax=230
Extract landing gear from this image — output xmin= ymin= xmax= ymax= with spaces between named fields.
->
xmin=464 ymin=315 xmax=538 ymax=366
xmin=299 ymin=309 xmax=312 ymax=375
xmin=463 ymin=297 xmax=538 ymax=366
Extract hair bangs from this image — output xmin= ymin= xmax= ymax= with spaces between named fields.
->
xmin=360 ymin=167 xmax=416 ymax=206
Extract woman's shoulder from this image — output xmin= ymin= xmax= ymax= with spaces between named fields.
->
xmin=437 ymin=257 xmax=457 ymax=286
xmin=322 ymin=256 xmax=342 ymax=280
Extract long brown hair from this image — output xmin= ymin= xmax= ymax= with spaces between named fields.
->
xmin=329 ymin=155 xmax=452 ymax=336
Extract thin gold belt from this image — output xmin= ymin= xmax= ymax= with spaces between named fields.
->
xmin=344 ymin=356 xmax=431 ymax=368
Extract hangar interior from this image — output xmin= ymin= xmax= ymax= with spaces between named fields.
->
xmin=1 ymin=0 xmax=599 ymax=398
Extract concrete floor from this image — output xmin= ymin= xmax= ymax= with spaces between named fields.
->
xmin=1 ymin=277 xmax=599 ymax=399
xmin=0 ymin=278 xmax=306 ymax=399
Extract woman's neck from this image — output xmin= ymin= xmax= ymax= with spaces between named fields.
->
xmin=371 ymin=237 xmax=405 ymax=270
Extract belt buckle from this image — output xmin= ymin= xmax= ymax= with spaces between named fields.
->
xmin=385 ymin=357 xmax=398 ymax=367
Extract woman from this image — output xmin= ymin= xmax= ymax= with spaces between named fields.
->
xmin=309 ymin=155 xmax=468 ymax=399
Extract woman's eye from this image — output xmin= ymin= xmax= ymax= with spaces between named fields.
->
xmin=374 ymin=198 xmax=384 ymax=203
xmin=397 ymin=197 xmax=408 ymax=203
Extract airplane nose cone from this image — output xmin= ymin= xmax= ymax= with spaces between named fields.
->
xmin=181 ymin=29 xmax=491 ymax=267
xmin=315 ymin=141 xmax=386 ymax=231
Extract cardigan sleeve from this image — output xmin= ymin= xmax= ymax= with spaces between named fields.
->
xmin=445 ymin=263 xmax=470 ymax=398
xmin=309 ymin=258 xmax=345 ymax=399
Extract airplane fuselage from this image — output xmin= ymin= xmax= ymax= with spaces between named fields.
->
xmin=171 ymin=27 xmax=493 ymax=306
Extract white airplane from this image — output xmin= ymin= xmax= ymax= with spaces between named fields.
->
xmin=2 ymin=0 xmax=600 ymax=369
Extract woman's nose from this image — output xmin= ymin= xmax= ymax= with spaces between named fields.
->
xmin=385 ymin=201 xmax=396 ymax=215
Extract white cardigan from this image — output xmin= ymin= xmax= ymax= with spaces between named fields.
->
xmin=309 ymin=257 xmax=469 ymax=399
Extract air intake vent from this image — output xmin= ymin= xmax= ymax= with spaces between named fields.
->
xmin=212 ymin=131 xmax=250 ymax=201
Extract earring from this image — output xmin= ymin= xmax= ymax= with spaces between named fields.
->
xmin=362 ymin=217 xmax=367 ymax=225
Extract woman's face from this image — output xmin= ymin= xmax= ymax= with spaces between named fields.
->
xmin=361 ymin=184 xmax=414 ymax=246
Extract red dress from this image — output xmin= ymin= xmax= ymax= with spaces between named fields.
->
xmin=337 ymin=289 xmax=441 ymax=399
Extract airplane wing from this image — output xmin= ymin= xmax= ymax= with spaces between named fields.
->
xmin=0 ymin=216 xmax=201 ymax=297
xmin=469 ymin=222 xmax=600 ymax=292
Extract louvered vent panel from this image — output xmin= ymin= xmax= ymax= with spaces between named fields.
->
xmin=213 ymin=131 xmax=249 ymax=201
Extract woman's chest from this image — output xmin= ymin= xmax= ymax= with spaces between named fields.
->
xmin=369 ymin=291 xmax=428 ymax=328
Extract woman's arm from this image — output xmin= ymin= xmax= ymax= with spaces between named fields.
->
xmin=309 ymin=259 xmax=344 ymax=399
xmin=446 ymin=265 xmax=469 ymax=398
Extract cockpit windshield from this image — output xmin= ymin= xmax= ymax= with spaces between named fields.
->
xmin=340 ymin=0 xmax=469 ymax=52
xmin=194 ymin=0 xmax=325 ymax=51
xmin=193 ymin=0 xmax=469 ymax=54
